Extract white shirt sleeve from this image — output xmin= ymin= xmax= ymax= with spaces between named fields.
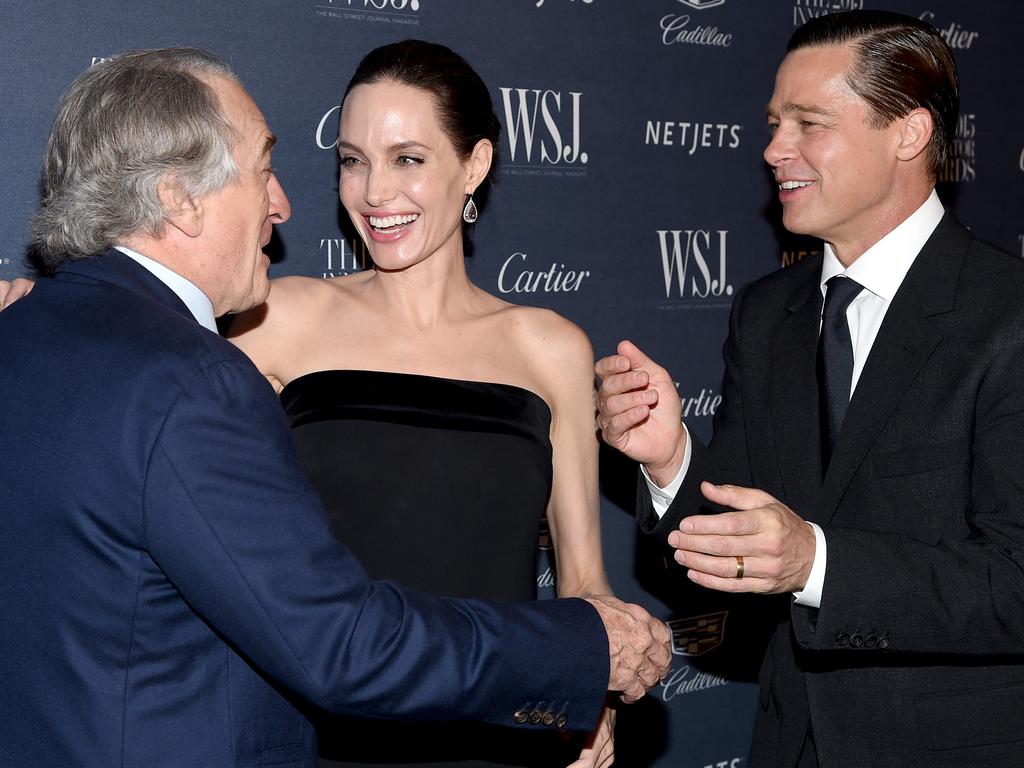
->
xmin=640 ymin=422 xmax=693 ymax=519
xmin=792 ymin=522 xmax=826 ymax=608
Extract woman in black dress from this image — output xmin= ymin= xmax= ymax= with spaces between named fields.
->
xmin=230 ymin=41 xmax=616 ymax=768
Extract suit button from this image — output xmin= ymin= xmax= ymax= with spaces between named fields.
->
xmin=864 ymin=635 xmax=877 ymax=649
xmin=528 ymin=710 xmax=542 ymax=725
xmin=556 ymin=714 xmax=568 ymax=729
xmin=513 ymin=709 xmax=528 ymax=724
xmin=877 ymin=636 xmax=890 ymax=650
xmin=835 ymin=632 xmax=850 ymax=647
xmin=542 ymin=712 xmax=556 ymax=727
xmin=850 ymin=634 xmax=863 ymax=648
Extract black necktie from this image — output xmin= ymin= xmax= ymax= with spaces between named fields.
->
xmin=817 ymin=275 xmax=863 ymax=465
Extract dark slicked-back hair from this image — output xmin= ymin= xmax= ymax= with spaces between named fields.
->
xmin=342 ymin=40 xmax=500 ymax=200
xmin=788 ymin=10 xmax=958 ymax=182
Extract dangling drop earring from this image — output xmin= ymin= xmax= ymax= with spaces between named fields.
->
xmin=462 ymin=194 xmax=478 ymax=224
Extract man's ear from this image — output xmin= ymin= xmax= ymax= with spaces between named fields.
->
xmin=895 ymin=107 xmax=934 ymax=164
xmin=157 ymin=174 xmax=204 ymax=238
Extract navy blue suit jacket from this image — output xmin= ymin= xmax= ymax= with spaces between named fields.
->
xmin=0 ymin=251 xmax=607 ymax=767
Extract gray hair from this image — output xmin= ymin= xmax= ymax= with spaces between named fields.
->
xmin=31 ymin=47 xmax=240 ymax=268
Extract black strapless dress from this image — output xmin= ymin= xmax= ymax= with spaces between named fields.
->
xmin=281 ymin=370 xmax=582 ymax=768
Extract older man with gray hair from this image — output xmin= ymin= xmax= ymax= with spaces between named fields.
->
xmin=0 ymin=47 xmax=670 ymax=767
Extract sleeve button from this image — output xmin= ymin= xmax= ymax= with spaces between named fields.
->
xmin=835 ymin=632 xmax=850 ymax=647
xmin=513 ymin=710 xmax=528 ymax=724
xmin=850 ymin=634 xmax=863 ymax=648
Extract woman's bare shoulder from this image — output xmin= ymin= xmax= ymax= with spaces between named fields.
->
xmin=499 ymin=303 xmax=593 ymax=365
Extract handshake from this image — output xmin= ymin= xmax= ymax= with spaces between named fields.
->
xmin=585 ymin=594 xmax=672 ymax=701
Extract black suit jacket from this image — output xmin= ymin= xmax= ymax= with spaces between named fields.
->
xmin=643 ymin=215 xmax=1024 ymax=767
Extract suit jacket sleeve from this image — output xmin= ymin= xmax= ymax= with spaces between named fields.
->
xmin=638 ymin=282 xmax=755 ymax=540
xmin=142 ymin=356 xmax=608 ymax=729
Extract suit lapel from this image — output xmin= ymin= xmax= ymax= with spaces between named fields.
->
xmin=769 ymin=267 xmax=825 ymax=518
xmin=820 ymin=214 xmax=969 ymax=521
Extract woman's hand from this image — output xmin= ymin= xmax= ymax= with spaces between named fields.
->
xmin=569 ymin=705 xmax=616 ymax=768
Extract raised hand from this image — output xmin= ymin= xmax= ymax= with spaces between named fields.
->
xmin=584 ymin=594 xmax=671 ymax=703
xmin=594 ymin=340 xmax=686 ymax=486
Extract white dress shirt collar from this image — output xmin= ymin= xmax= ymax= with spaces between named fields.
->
xmin=820 ymin=188 xmax=945 ymax=300
xmin=114 ymin=246 xmax=218 ymax=333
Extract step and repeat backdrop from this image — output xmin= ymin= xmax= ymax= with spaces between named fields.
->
xmin=2 ymin=1 xmax=1022 ymax=766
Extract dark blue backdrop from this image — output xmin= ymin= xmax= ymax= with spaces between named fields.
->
xmin=3 ymin=2 xmax=1021 ymax=766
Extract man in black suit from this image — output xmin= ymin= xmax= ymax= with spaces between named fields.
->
xmin=597 ymin=10 xmax=1024 ymax=768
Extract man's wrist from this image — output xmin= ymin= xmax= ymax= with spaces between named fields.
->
xmin=644 ymin=432 xmax=688 ymax=488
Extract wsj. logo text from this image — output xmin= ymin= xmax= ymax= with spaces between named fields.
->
xmin=316 ymin=0 xmax=421 ymax=23
xmin=324 ymin=0 xmax=420 ymax=9
xmin=535 ymin=0 xmax=592 ymax=6
xmin=657 ymin=229 xmax=732 ymax=304
xmin=499 ymin=88 xmax=586 ymax=174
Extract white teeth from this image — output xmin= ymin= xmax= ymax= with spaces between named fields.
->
xmin=369 ymin=214 xmax=419 ymax=229
xmin=779 ymin=180 xmax=813 ymax=191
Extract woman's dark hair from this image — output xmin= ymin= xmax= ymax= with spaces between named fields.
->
xmin=788 ymin=10 xmax=959 ymax=182
xmin=343 ymin=40 xmax=501 ymax=194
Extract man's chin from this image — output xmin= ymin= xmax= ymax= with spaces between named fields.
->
xmin=781 ymin=211 xmax=816 ymax=238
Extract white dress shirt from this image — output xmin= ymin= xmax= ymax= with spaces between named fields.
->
xmin=644 ymin=189 xmax=945 ymax=608
xmin=115 ymin=245 xmax=217 ymax=333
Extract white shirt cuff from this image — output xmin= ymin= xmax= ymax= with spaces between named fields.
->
xmin=792 ymin=521 xmax=826 ymax=608
xmin=641 ymin=423 xmax=693 ymax=520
